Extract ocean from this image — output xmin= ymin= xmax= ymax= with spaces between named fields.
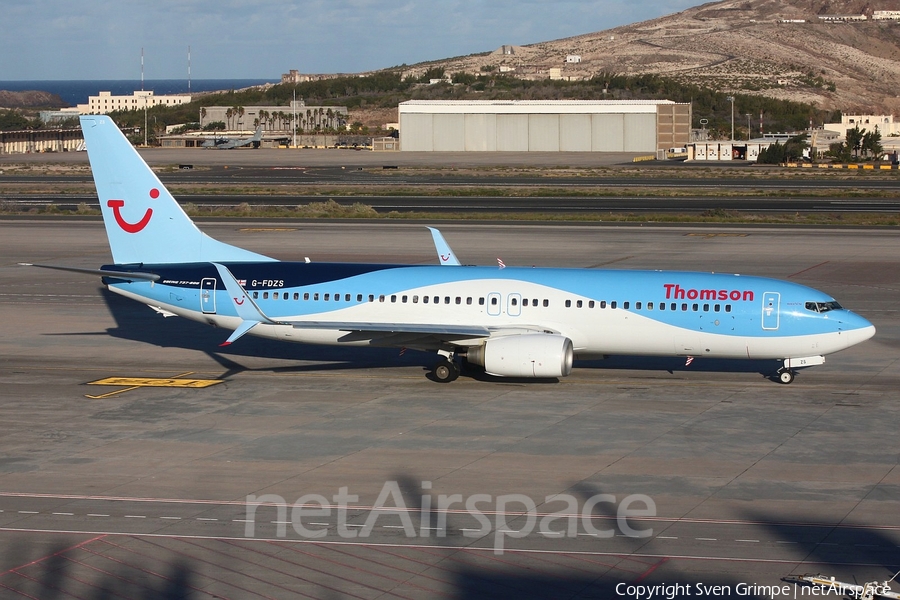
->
xmin=0 ymin=79 xmax=276 ymax=107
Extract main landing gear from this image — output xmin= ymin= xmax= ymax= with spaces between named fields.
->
xmin=432 ymin=351 xmax=460 ymax=383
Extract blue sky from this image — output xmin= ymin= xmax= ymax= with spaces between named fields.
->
xmin=2 ymin=0 xmax=707 ymax=80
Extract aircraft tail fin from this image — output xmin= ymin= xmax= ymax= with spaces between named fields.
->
xmin=80 ymin=115 xmax=274 ymax=265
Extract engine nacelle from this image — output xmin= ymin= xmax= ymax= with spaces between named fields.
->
xmin=466 ymin=334 xmax=574 ymax=378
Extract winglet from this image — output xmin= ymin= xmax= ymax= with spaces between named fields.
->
xmin=427 ymin=227 xmax=461 ymax=266
xmin=212 ymin=263 xmax=275 ymax=324
xmin=212 ymin=263 xmax=279 ymax=346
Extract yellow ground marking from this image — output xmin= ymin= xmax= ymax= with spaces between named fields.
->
xmin=685 ymin=233 xmax=749 ymax=238
xmin=84 ymin=371 xmax=223 ymax=399
xmin=238 ymin=228 xmax=298 ymax=232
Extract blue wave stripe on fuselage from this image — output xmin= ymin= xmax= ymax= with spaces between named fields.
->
xmin=104 ymin=261 xmax=860 ymax=338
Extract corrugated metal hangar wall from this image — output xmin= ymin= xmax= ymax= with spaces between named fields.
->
xmin=398 ymin=100 xmax=690 ymax=152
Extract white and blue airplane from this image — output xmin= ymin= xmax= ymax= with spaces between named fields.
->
xmin=35 ymin=115 xmax=876 ymax=383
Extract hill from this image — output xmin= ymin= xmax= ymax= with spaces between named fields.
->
xmin=405 ymin=0 xmax=900 ymax=114
xmin=0 ymin=90 xmax=66 ymax=109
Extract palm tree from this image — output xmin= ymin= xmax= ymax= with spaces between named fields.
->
xmin=225 ymin=108 xmax=234 ymax=130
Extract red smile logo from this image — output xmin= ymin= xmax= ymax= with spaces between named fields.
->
xmin=107 ymin=188 xmax=158 ymax=233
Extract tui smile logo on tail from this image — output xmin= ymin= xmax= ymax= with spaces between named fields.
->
xmin=107 ymin=188 xmax=158 ymax=233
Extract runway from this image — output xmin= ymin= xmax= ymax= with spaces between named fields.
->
xmin=1 ymin=220 xmax=899 ymax=598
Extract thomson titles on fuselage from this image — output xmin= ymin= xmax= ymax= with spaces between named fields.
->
xmin=663 ymin=283 xmax=754 ymax=302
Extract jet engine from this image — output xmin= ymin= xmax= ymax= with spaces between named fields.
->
xmin=466 ymin=334 xmax=574 ymax=378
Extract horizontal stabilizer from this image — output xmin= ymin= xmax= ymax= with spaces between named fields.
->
xmin=21 ymin=263 xmax=160 ymax=282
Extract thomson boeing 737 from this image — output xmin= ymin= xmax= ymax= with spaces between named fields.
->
xmin=31 ymin=116 xmax=875 ymax=383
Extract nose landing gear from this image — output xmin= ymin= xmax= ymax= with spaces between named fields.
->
xmin=777 ymin=368 xmax=795 ymax=384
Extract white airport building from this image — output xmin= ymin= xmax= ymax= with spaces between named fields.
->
xmin=398 ymin=100 xmax=691 ymax=152
xmin=77 ymin=90 xmax=192 ymax=115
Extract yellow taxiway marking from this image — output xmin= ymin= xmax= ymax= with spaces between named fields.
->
xmin=685 ymin=233 xmax=749 ymax=238
xmin=238 ymin=228 xmax=297 ymax=232
xmin=85 ymin=371 xmax=223 ymax=399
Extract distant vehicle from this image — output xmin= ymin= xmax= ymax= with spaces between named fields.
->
xmin=201 ymin=125 xmax=263 ymax=149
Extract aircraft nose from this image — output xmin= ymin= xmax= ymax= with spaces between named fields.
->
xmin=840 ymin=312 xmax=876 ymax=346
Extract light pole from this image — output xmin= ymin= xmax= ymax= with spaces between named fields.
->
xmin=726 ymin=96 xmax=734 ymax=141
xmin=746 ymin=114 xmax=752 ymax=140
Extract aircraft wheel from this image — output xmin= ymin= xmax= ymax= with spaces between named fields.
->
xmin=433 ymin=359 xmax=459 ymax=383
xmin=778 ymin=369 xmax=795 ymax=385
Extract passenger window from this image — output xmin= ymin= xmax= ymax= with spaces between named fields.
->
xmin=491 ymin=297 xmax=498 ymax=306
xmin=512 ymin=298 xmax=518 ymax=306
xmin=323 ymin=293 xmax=329 ymax=301
xmin=455 ymin=297 xmax=461 ymax=305
xmin=293 ymin=293 xmax=299 ymax=300
xmin=543 ymin=299 xmax=549 ymax=307
xmin=263 ymin=292 xmax=269 ymax=299
xmin=434 ymin=296 xmax=439 ymax=304
xmin=600 ymin=300 xmax=607 ymax=309
xmin=577 ymin=300 xmax=583 ymax=308
xmin=692 ymin=303 xmax=698 ymax=311
xmin=714 ymin=304 xmax=720 ymax=312
xmin=681 ymin=303 xmax=687 ymax=311
xmin=660 ymin=302 xmax=665 ymax=311
xmin=356 ymin=294 xmax=362 ymax=302
xmin=423 ymin=296 xmax=429 ymax=304
xmin=565 ymin=300 xmax=572 ymax=308
xmin=285 ymin=294 xmax=289 ymax=301
xmin=725 ymin=305 xmax=732 ymax=313
xmin=479 ymin=297 xmax=485 ymax=306
xmin=412 ymin=295 xmax=418 ymax=303
xmin=467 ymin=297 xmax=473 ymax=305
xmin=589 ymin=300 xmax=595 ymax=308
xmin=273 ymin=292 xmax=279 ymax=299
xmin=379 ymin=295 xmax=385 ymax=302
xmin=533 ymin=299 xmax=538 ymax=307
xmin=391 ymin=295 xmax=397 ymax=303
xmin=647 ymin=302 xmax=653 ymax=310
xmin=402 ymin=295 xmax=408 ymax=303
xmin=334 ymin=293 xmax=340 ymax=301
xmin=368 ymin=294 xmax=374 ymax=302
xmin=623 ymin=301 xmax=630 ymax=309
xmin=611 ymin=301 xmax=617 ymax=309
xmin=635 ymin=302 xmax=642 ymax=310
xmin=671 ymin=303 xmax=676 ymax=311
xmin=703 ymin=303 xmax=709 ymax=311
xmin=313 ymin=293 xmax=319 ymax=301
xmin=345 ymin=294 xmax=351 ymax=302
xmin=253 ymin=292 xmax=259 ymax=299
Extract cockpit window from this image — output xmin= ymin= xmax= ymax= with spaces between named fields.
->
xmin=805 ymin=301 xmax=843 ymax=313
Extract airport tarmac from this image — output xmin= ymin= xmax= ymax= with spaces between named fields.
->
xmin=0 ymin=147 xmax=650 ymax=169
xmin=1 ymin=220 xmax=899 ymax=599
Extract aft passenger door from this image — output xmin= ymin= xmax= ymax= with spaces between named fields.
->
xmin=200 ymin=278 xmax=217 ymax=314
xmin=761 ymin=292 xmax=780 ymax=330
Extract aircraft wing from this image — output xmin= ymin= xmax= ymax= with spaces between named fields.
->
xmin=212 ymin=262 xmax=551 ymax=351
xmin=286 ymin=321 xmax=489 ymax=337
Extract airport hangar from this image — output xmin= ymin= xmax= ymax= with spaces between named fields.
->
xmin=397 ymin=99 xmax=691 ymax=152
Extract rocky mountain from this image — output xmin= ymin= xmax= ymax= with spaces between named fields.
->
xmin=409 ymin=0 xmax=900 ymax=113
xmin=0 ymin=90 xmax=66 ymax=109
